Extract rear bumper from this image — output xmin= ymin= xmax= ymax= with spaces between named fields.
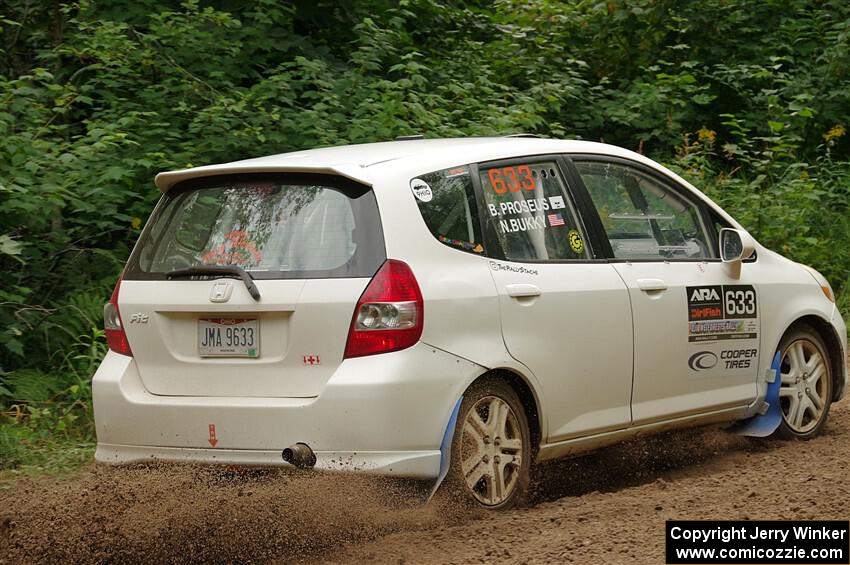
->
xmin=94 ymin=445 xmax=439 ymax=476
xmin=92 ymin=343 xmax=483 ymax=479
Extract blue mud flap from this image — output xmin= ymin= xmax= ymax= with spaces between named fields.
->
xmin=733 ymin=351 xmax=782 ymax=437
xmin=428 ymin=395 xmax=463 ymax=501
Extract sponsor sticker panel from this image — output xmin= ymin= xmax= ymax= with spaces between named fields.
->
xmin=687 ymin=285 xmax=759 ymax=342
xmin=686 ymin=285 xmax=760 ymax=374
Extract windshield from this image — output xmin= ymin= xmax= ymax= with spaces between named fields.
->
xmin=124 ymin=174 xmax=385 ymax=280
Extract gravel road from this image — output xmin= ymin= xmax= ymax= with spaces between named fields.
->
xmin=2 ymin=382 xmax=848 ymax=563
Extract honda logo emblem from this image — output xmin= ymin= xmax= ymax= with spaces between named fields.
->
xmin=209 ymin=280 xmax=233 ymax=303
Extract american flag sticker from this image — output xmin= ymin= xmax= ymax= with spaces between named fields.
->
xmin=547 ymin=213 xmax=565 ymax=227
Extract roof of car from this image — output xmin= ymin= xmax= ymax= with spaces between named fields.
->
xmin=154 ymin=137 xmax=650 ymax=191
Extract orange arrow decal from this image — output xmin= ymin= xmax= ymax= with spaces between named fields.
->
xmin=208 ymin=423 xmax=218 ymax=448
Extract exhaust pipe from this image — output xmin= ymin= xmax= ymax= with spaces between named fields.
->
xmin=282 ymin=442 xmax=316 ymax=469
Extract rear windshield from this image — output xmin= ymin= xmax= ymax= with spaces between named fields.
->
xmin=124 ymin=174 xmax=385 ymax=280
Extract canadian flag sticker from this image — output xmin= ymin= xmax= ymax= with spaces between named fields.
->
xmin=303 ymin=355 xmax=321 ymax=365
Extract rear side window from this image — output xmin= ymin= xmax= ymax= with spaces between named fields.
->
xmin=479 ymin=161 xmax=589 ymax=261
xmin=412 ymin=165 xmax=486 ymax=254
xmin=125 ymin=174 xmax=385 ymax=280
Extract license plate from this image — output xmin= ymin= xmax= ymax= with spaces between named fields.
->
xmin=198 ymin=318 xmax=260 ymax=357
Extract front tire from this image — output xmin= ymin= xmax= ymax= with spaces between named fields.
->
xmin=444 ymin=380 xmax=531 ymax=510
xmin=775 ymin=326 xmax=833 ymax=439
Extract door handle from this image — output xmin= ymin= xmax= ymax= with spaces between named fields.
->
xmin=637 ymin=278 xmax=668 ymax=292
xmin=506 ymin=284 xmax=542 ymax=298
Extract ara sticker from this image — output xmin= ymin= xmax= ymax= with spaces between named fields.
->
xmin=410 ymin=178 xmax=433 ymax=202
xmin=568 ymin=229 xmax=584 ymax=254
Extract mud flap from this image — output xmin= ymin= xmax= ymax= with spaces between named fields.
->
xmin=428 ymin=395 xmax=463 ymax=501
xmin=732 ymin=351 xmax=782 ymax=437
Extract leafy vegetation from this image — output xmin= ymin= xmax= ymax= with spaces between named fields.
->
xmin=1 ymin=0 xmax=848 ymax=470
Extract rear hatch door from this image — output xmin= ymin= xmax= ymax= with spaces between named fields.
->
xmin=120 ymin=173 xmax=385 ymax=398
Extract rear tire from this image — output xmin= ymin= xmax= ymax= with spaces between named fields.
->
xmin=774 ymin=326 xmax=833 ymax=440
xmin=442 ymin=379 xmax=531 ymax=510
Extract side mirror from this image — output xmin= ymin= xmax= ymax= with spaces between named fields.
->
xmin=720 ymin=228 xmax=755 ymax=279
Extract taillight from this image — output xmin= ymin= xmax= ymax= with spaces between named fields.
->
xmin=343 ymin=260 xmax=423 ymax=358
xmin=104 ymin=273 xmax=133 ymax=357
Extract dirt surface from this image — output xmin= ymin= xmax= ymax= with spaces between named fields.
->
xmin=2 ymin=397 xmax=849 ymax=563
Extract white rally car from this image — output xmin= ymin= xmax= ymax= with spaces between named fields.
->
xmin=94 ymin=137 xmax=847 ymax=509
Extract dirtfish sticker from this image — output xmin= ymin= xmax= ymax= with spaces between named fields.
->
xmin=410 ymin=178 xmax=433 ymax=202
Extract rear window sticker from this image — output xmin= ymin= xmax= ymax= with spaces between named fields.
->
xmin=486 ymin=165 xmax=536 ymax=194
xmin=446 ymin=167 xmax=469 ymax=178
xmin=568 ymin=229 xmax=584 ymax=253
xmin=437 ymin=235 xmax=484 ymax=253
xmin=202 ymin=230 xmax=263 ymax=266
xmin=410 ymin=178 xmax=433 ymax=202
xmin=488 ymin=197 xmax=551 ymax=218
xmin=548 ymin=213 xmax=566 ymax=227
xmin=499 ymin=216 xmax=546 ymax=233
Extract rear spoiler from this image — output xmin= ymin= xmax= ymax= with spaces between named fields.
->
xmin=154 ymin=163 xmax=372 ymax=193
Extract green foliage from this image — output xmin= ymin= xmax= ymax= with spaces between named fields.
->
xmin=0 ymin=425 xmax=29 ymax=470
xmin=0 ymin=423 xmax=94 ymax=476
xmin=0 ymin=0 xmax=848 ymax=468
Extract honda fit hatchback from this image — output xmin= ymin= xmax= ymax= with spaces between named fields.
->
xmin=94 ymin=137 xmax=847 ymax=509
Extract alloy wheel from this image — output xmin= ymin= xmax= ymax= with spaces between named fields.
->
xmin=779 ymin=339 xmax=829 ymax=434
xmin=459 ymin=395 xmax=524 ymax=506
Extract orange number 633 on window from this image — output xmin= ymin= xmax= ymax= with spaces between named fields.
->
xmin=487 ymin=165 xmax=535 ymax=194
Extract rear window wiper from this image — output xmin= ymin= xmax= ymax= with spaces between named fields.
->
xmin=166 ymin=266 xmax=261 ymax=301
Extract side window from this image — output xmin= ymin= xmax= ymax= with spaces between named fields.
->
xmin=412 ymin=165 xmax=485 ymax=254
xmin=479 ymin=161 xmax=589 ymax=261
xmin=573 ymin=161 xmax=713 ymax=260
xmin=710 ymin=210 xmax=731 ymax=239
